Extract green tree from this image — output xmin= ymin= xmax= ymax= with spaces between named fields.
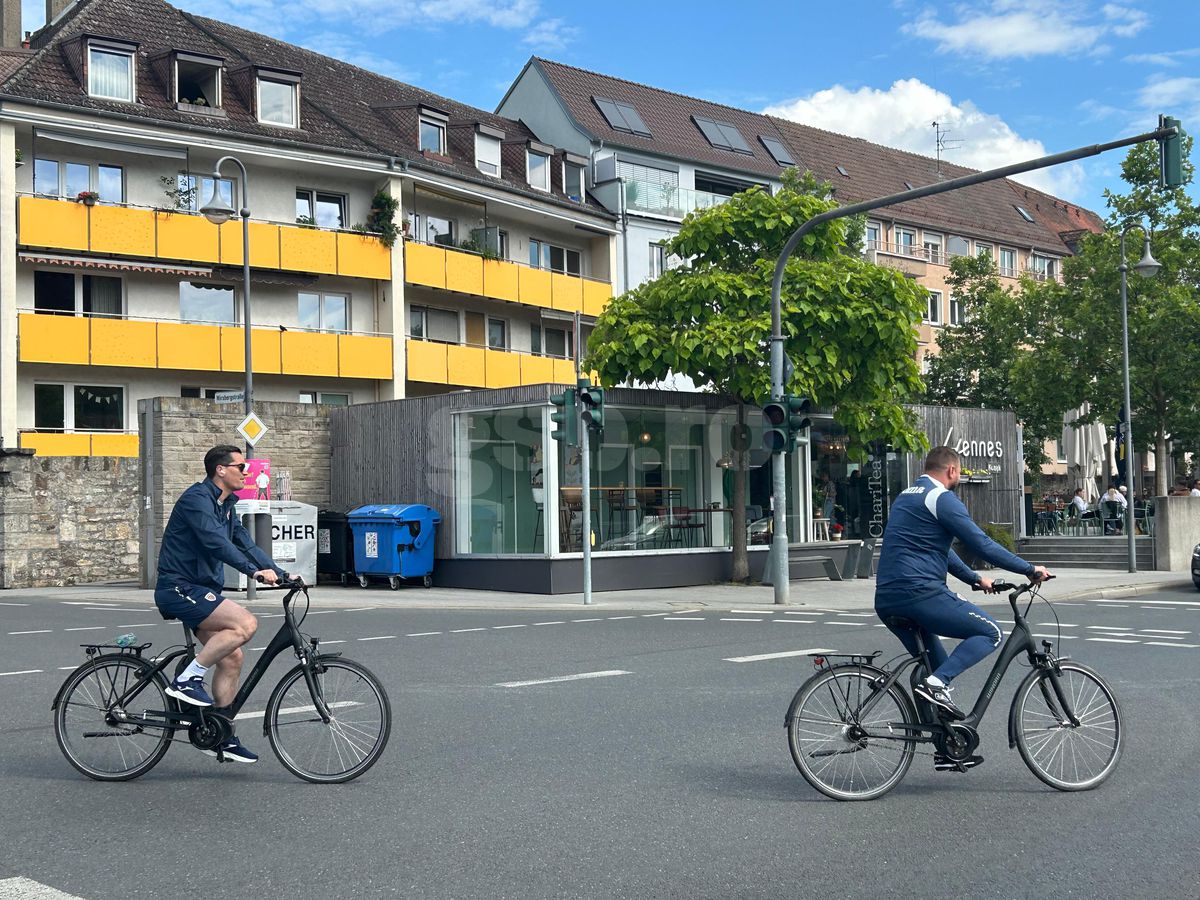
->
xmin=586 ymin=168 xmax=927 ymax=581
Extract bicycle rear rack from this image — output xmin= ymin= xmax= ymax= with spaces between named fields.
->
xmin=810 ymin=650 xmax=883 ymax=670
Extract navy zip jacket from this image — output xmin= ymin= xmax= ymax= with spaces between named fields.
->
xmin=875 ymin=474 xmax=1035 ymax=603
xmin=155 ymin=480 xmax=283 ymax=593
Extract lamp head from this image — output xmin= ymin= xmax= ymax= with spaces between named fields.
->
xmin=200 ymin=180 xmax=235 ymax=225
xmin=1134 ymin=235 xmax=1161 ymax=278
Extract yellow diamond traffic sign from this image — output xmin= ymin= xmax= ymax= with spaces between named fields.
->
xmin=237 ymin=412 xmax=268 ymax=446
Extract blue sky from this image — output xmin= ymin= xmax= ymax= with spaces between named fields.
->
xmin=27 ymin=0 xmax=1200 ymax=216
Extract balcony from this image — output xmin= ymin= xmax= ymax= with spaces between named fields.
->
xmin=404 ymin=242 xmax=610 ymax=316
xmin=18 ymin=313 xmax=393 ymax=379
xmin=623 ymin=180 xmax=730 ymax=219
xmin=18 ymin=431 xmax=139 ymax=457
xmin=406 ymin=338 xmax=576 ymax=389
xmin=17 ymin=196 xmax=392 ymax=280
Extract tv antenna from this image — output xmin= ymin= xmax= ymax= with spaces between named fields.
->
xmin=932 ymin=121 xmax=963 ymax=175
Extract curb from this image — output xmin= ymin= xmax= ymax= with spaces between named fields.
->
xmin=1060 ymin=580 xmax=1194 ymax=602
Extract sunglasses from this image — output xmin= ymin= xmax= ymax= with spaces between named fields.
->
xmin=221 ymin=462 xmax=249 ymax=473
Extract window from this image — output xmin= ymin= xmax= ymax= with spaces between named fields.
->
xmin=175 ymin=54 xmax=221 ymax=107
xmin=648 ymin=242 xmax=665 ymax=279
xmin=530 ymin=241 xmax=581 ymax=275
xmin=87 ymin=43 xmax=134 ymax=102
xmin=181 ymin=387 xmax=226 ymax=399
xmin=1030 ymin=254 xmax=1058 ymax=280
xmin=34 ymin=271 xmax=122 ymax=317
xmin=835 ymin=165 xmax=850 ymax=177
xmin=475 ymin=132 xmax=501 ymax=176
xmin=33 ymin=159 xmax=124 ymax=201
xmin=178 ymin=173 xmax=235 ymax=211
xmin=923 ymin=232 xmax=943 ymax=264
xmin=759 ymin=136 xmax=795 ymax=166
xmin=999 ymin=247 xmax=1017 ymax=277
xmin=1014 ymin=204 xmax=1036 ymax=223
xmin=925 ymin=290 xmax=942 ymax=324
xmin=563 ymin=162 xmax=584 ymax=201
xmin=419 ymin=117 xmax=446 ymax=155
xmin=34 ymin=383 xmax=124 ymax=432
xmin=414 ymin=214 xmax=454 ymax=246
xmin=895 ymin=227 xmax=916 ymax=255
xmin=410 ymin=305 xmax=459 ymax=343
xmin=498 ymin=230 xmax=509 ymax=260
xmin=257 ymin=76 xmax=298 ymax=128
xmin=295 ymin=189 xmax=346 ymax=228
xmin=531 ymin=323 xmax=572 ymax=359
xmin=692 ymin=116 xmax=752 ymax=154
xmin=1055 ymin=440 xmax=1068 ymax=463
xmin=592 ymin=96 xmax=651 ymax=137
xmin=949 ymin=294 xmax=965 ymax=326
xmin=865 ymin=222 xmax=881 ymax=251
xmin=527 ymin=150 xmax=550 ymax=191
xmin=298 ymin=391 xmax=349 ymax=406
xmin=487 ymin=317 xmax=507 ymax=350
xmin=976 ymin=242 xmax=993 ymax=261
xmin=298 ymin=292 xmax=349 ymax=333
xmin=947 ymin=235 xmax=970 ymax=258
xmin=180 ymin=282 xmax=236 ymax=324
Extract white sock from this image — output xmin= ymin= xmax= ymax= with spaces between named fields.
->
xmin=178 ymin=659 xmax=209 ymax=682
xmin=926 ymin=674 xmax=946 ymax=688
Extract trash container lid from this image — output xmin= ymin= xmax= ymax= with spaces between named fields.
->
xmin=348 ymin=504 xmax=441 ymax=522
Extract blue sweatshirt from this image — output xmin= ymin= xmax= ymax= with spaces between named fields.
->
xmin=155 ymin=480 xmax=284 ymax=593
xmin=875 ymin=474 xmax=1035 ymax=603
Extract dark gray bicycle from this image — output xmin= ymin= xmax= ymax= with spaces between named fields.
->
xmin=52 ymin=579 xmax=390 ymax=784
xmin=785 ymin=579 xmax=1122 ymax=801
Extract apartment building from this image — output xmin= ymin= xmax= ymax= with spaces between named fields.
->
xmin=0 ymin=1 xmax=616 ymax=458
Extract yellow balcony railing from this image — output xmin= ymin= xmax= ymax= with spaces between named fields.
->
xmin=17 ymin=196 xmax=392 ymax=280
xmin=18 ymin=431 xmax=139 ymax=457
xmin=405 ymin=338 xmax=575 ymax=388
xmin=404 ymin=242 xmax=611 ymax=316
xmin=18 ymin=313 xmax=393 ymax=380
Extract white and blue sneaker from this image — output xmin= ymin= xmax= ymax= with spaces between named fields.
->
xmin=166 ymin=675 xmax=213 ymax=707
xmin=204 ymin=736 xmax=258 ymax=764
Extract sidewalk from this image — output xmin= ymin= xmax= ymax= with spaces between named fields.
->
xmin=2 ymin=568 xmax=1192 ymax=612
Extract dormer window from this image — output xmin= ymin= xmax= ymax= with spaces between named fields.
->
xmin=175 ymin=52 xmax=222 ymax=109
xmin=256 ymin=69 xmax=300 ymax=128
xmin=527 ymin=142 xmax=552 ymax=192
xmin=562 ymin=152 xmax=587 ymax=202
xmin=87 ymin=39 xmax=136 ymax=103
xmin=419 ymin=107 xmax=449 ymax=155
xmin=475 ymin=125 xmax=503 ymax=176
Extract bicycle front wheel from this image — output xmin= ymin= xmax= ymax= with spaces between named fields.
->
xmin=265 ymin=657 xmax=391 ymax=783
xmin=54 ymin=655 xmax=172 ymax=781
xmin=786 ymin=665 xmax=917 ymax=801
xmin=1014 ymin=661 xmax=1122 ymax=791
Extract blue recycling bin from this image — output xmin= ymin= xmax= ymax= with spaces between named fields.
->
xmin=348 ymin=504 xmax=441 ymax=589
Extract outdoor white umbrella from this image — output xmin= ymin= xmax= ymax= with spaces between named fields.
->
xmin=1062 ymin=403 xmax=1104 ymax=502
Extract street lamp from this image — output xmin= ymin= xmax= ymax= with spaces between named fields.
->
xmin=1118 ymin=222 xmax=1161 ymax=573
xmin=199 ymin=155 xmax=253 ymax=454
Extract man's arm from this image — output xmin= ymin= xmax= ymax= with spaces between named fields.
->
xmin=947 ymin=547 xmax=981 ymax=587
xmin=935 ymin=491 xmax=1036 ymax=578
xmin=178 ymin=492 xmax=262 ymax=576
xmin=230 ymin=514 xmax=287 ymax=578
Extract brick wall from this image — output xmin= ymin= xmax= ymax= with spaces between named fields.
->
xmin=138 ymin=397 xmax=333 ymax=587
xmin=0 ymin=451 xmax=140 ymax=588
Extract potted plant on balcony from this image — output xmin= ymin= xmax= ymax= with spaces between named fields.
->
xmin=75 ymin=190 xmax=99 ymax=206
xmin=830 ymin=522 xmax=844 ymax=541
xmin=14 ymin=148 xmax=22 ymax=168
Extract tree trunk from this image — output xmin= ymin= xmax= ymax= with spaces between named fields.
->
xmin=731 ymin=401 xmax=749 ymax=582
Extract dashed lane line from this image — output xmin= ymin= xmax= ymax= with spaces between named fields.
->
xmin=776 ymin=619 xmax=816 ymax=624
xmin=0 ymin=669 xmax=43 ymax=677
xmin=357 ymin=635 xmax=397 ymax=641
xmin=665 ymin=617 xmax=705 ymax=622
xmin=1086 ymin=637 xmax=1139 ymax=643
xmin=492 ymin=624 xmax=526 ymax=629
xmin=497 ymin=670 xmax=632 ymax=688
xmin=450 ymin=628 xmax=487 ymax=633
xmin=1144 ymin=641 xmax=1200 ymax=648
xmin=0 ymin=602 xmax=29 ymax=607
xmin=720 ymin=617 xmax=762 ymax=622
xmin=8 ymin=630 xmax=52 ymax=635
xmin=607 ymin=616 xmax=636 ymax=620
xmin=571 ymin=618 xmax=603 ymax=623
xmin=642 ymin=613 xmax=670 ymax=617
xmin=532 ymin=621 xmax=566 ymax=626
xmin=406 ymin=631 xmax=442 ymax=637
xmin=725 ymin=648 xmax=836 ymax=663
xmin=235 ymin=700 xmax=360 ymax=721
xmin=1141 ymin=629 xmax=1190 ymax=634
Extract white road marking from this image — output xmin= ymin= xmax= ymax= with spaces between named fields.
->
xmin=571 ymin=618 xmax=603 ymax=623
xmin=343 ymin=607 xmax=376 ymax=612
xmin=235 ymin=700 xmax=361 ymax=721
xmin=1142 ymin=606 xmax=1175 ymax=610
xmin=357 ymin=635 xmax=397 ymax=641
xmin=1086 ymin=637 xmax=1139 ymax=643
xmin=665 ymin=617 xmax=705 ymax=621
xmin=837 ymin=612 xmax=875 ymax=617
xmin=642 ymin=613 xmax=670 ymax=617
xmin=1144 ymin=641 xmax=1200 ymax=648
xmin=1121 ymin=633 xmax=1185 ymax=639
xmin=533 ymin=621 xmax=566 ymax=626
xmin=674 ymin=609 xmax=703 ymax=614
xmin=497 ymin=670 xmax=631 ymax=688
xmin=117 ymin=623 xmax=159 ymax=628
xmin=8 ymin=630 xmax=51 ymax=635
xmin=721 ymin=617 xmax=762 ymax=622
xmin=0 ymin=669 xmax=43 ymax=676
xmin=776 ymin=619 xmax=816 ymax=624
xmin=1033 ymin=634 xmax=1077 ymax=640
xmin=62 ymin=601 xmax=116 ymax=606
xmin=492 ymin=624 xmax=526 ymax=629
xmin=1105 ymin=604 xmax=1129 ymax=608
xmin=1141 ymin=629 xmax=1190 ymax=634
xmin=1091 ymin=598 xmax=1200 ymax=607
xmin=785 ymin=610 xmax=822 ymax=616
xmin=321 ymin=640 xmax=346 ymax=645
xmin=0 ymin=876 xmax=86 ymax=899
xmin=57 ymin=666 xmax=78 ymax=670
xmin=828 ymin=622 xmax=866 ymax=626
xmin=725 ymin=648 xmax=836 ymax=663
xmin=607 ymin=616 xmax=636 ymax=620
xmin=450 ymin=628 xmax=486 ymax=633
xmin=406 ymin=631 xmax=442 ymax=637
xmin=1086 ymin=625 xmax=1131 ymax=630
xmin=730 ymin=609 xmax=768 ymax=615
xmin=0 ymin=602 xmax=29 ymax=607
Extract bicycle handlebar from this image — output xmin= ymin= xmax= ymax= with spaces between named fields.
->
xmin=253 ymin=573 xmax=307 ymax=589
xmin=971 ymin=574 xmax=1055 ymax=595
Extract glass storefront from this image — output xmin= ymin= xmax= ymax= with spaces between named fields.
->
xmin=809 ymin=416 xmax=910 ymax=540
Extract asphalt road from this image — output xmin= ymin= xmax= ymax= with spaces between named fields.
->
xmin=1 ymin=584 xmax=1198 ymax=899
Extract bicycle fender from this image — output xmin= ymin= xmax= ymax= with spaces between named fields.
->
xmin=50 ymin=654 xmax=161 ymax=710
xmin=784 ymin=663 xmax=891 ymax=727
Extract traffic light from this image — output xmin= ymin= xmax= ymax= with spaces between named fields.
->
xmin=1159 ymin=115 xmax=1185 ymax=190
xmin=762 ymin=395 xmax=812 ymax=454
xmin=578 ymin=383 xmax=605 ymax=433
xmin=550 ymin=388 xmax=577 ymax=446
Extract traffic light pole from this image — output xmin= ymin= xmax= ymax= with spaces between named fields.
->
xmin=575 ymin=313 xmax=592 ymax=605
xmin=767 ymin=120 xmax=1181 ymax=605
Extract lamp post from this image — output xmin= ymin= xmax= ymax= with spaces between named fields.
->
xmin=1118 ymin=222 xmax=1161 ymax=573
xmin=199 ymin=156 xmax=253 ymax=455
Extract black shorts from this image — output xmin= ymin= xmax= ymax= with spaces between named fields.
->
xmin=154 ymin=582 xmax=227 ymax=629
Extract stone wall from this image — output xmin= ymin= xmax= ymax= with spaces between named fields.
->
xmin=0 ymin=450 xmax=140 ymax=588
xmin=1152 ymin=495 xmax=1200 ymax=571
xmin=138 ymin=397 xmax=332 ymax=587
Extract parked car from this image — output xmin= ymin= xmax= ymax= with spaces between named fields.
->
xmin=1192 ymin=542 xmax=1200 ymax=590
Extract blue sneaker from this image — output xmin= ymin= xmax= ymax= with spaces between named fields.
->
xmin=204 ymin=736 xmax=258 ymax=764
xmin=166 ymin=675 xmax=213 ymax=707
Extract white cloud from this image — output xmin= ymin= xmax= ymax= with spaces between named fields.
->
xmin=521 ymin=18 xmax=579 ymax=52
xmin=764 ymin=78 xmax=1087 ymax=199
xmin=1124 ymin=47 xmax=1200 ymax=67
xmin=904 ymin=0 xmax=1147 ymax=60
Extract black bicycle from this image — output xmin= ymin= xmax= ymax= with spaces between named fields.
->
xmin=52 ymin=580 xmax=391 ymax=783
xmin=785 ymin=580 xmax=1122 ymax=801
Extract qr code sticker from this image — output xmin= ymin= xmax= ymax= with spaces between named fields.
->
xmin=318 ymin=528 xmax=331 ymax=555
xmin=365 ymin=531 xmax=378 ymax=558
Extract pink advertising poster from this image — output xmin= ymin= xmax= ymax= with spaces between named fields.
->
xmin=236 ymin=458 xmax=271 ymax=501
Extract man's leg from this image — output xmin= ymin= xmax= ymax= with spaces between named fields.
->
xmin=908 ymin=590 xmax=1002 ymax=684
xmin=195 ymin=600 xmax=258 ymax=707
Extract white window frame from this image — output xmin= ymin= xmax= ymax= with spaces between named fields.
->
xmin=179 ymin=281 xmax=238 ymax=325
xmin=419 ymin=117 xmax=447 ymax=155
xmin=563 ymin=161 xmax=585 ymax=201
xmin=922 ymin=231 xmax=943 ymax=264
xmin=298 ymin=391 xmax=351 ymax=406
xmin=34 ymin=158 xmax=125 ymax=202
xmin=1055 ymin=439 xmax=1068 ymax=463
xmin=410 ymin=304 xmax=461 ymax=343
xmin=949 ymin=293 xmax=965 ymax=326
xmin=925 ymin=290 xmax=942 ymax=325
xmin=527 ymin=150 xmax=550 ymax=192
xmin=256 ymin=75 xmax=299 ymax=128
xmin=87 ymin=43 xmax=135 ymax=103
xmin=976 ymin=242 xmax=993 ymax=261
xmin=999 ymin=247 xmax=1018 ymax=277
xmin=531 ymin=323 xmax=572 ymax=359
xmin=33 ymin=270 xmax=125 ymax=318
xmin=295 ymin=188 xmax=347 ymax=228
xmin=486 ymin=316 xmax=508 ymax=350
xmin=32 ymin=381 xmax=126 ymax=433
xmin=895 ymin=227 xmax=916 ymax=255
xmin=174 ymin=54 xmax=222 ymax=108
xmin=865 ymin=221 xmax=882 ymax=251
xmin=298 ymin=291 xmax=350 ymax=333
xmin=475 ymin=132 xmax=501 ymax=176
xmin=648 ymin=242 xmax=665 ymax=279
xmin=181 ymin=387 xmax=227 ymax=399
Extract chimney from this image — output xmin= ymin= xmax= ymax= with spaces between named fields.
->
xmin=0 ymin=0 xmax=20 ymax=48
xmin=46 ymin=0 xmax=74 ymax=25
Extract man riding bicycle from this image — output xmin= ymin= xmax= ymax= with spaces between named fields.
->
xmin=154 ymin=444 xmax=290 ymax=764
xmin=875 ymin=447 xmax=1051 ymax=764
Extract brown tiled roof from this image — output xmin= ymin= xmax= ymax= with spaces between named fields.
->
xmin=0 ymin=48 xmax=34 ymax=82
xmin=530 ymin=57 xmax=1102 ymax=254
xmin=3 ymin=0 xmax=612 ymax=220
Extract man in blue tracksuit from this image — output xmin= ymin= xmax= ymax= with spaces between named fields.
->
xmin=155 ymin=444 xmax=290 ymax=763
xmin=876 ymin=446 xmax=1050 ymax=764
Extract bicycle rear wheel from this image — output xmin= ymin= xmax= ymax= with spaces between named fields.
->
xmin=265 ymin=656 xmax=391 ymax=783
xmin=54 ymin=656 xmax=172 ymax=781
xmin=786 ymin=664 xmax=917 ymax=801
xmin=1014 ymin=661 xmax=1122 ymax=791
